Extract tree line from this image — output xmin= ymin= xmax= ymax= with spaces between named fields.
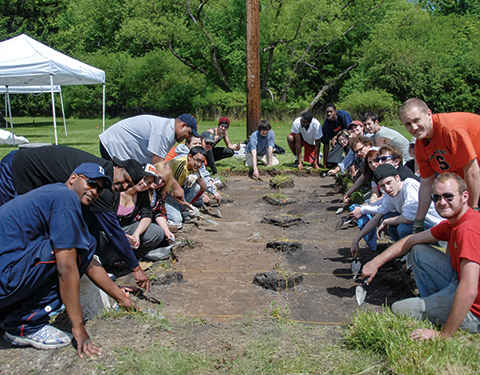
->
xmin=2 ymin=0 xmax=480 ymax=120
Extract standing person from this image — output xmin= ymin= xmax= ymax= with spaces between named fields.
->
xmin=287 ymin=111 xmax=322 ymax=170
xmin=362 ymin=112 xmax=413 ymax=164
xmin=350 ymin=164 xmax=443 ymax=257
xmin=362 ymin=173 xmax=480 ymax=339
xmin=399 ymin=98 xmax=480 ymax=233
xmin=0 ymin=164 xmax=138 ymax=355
xmin=99 ymin=114 xmax=200 ymax=165
xmin=204 ymin=117 xmax=241 ymax=175
xmin=320 ymin=103 xmax=352 ymax=167
xmin=0 ymin=145 xmax=151 ymax=291
xmin=245 ymin=120 xmax=279 ymax=179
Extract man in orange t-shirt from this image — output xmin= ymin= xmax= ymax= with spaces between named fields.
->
xmin=399 ymin=98 xmax=480 ymax=232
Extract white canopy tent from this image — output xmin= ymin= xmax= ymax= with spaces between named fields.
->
xmin=0 ymin=34 xmax=106 ymax=145
xmin=0 ymin=85 xmax=67 ymax=137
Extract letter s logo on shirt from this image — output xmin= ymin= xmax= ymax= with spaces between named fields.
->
xmin=435 ymin=155 xmax=450 ymax=171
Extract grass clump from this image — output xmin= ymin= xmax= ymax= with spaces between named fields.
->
xmin=343 ymin=307 xmax=480 ymax=374
xmin=114 ymin=344 xmax=212 ymax=375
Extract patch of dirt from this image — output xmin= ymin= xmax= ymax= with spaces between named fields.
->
xmin=0 ymin=174 xmax=415 ymax=373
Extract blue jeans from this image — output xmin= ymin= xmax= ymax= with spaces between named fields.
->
xmin=165 ymin=183 xmax=201 ymax=224
xmin=391 ymin=244 xmax=480 ymax=332
xmin=388 ymin=220 xmax=435 ymax=242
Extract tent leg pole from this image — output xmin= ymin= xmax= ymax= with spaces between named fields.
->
xmin=102 ymin=84 xmax=105 ymax=132
xmin=50 ymin=75 xmax=58 ymax=145
xmin=6 ymin=86 xmax=15 ymax=146
xmin=59 ymin=87 xmax=67 ymax=137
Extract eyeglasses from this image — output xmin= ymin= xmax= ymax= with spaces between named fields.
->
xmin=192 ymin=156 xmax=205 ymax=166
xmin=219 ymin=123 xmax=229 ymax=129
xmin=431 ymin=192 xmax=456 ymax=203
xmin=80 ymin=175 xmax=104 ymax=196
xmin=206 ymin=142 xmax=215 ymax=147
xmin=374 ymin=155 xmax=395 ymax=164
xmin=354 ymin=144 xmax=367 ymax=156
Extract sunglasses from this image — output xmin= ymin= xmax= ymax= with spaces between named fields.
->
xmin=431 ymin=192 xmax=456 ymax=203
xmin=80 ymin=175 xmax=104 ymax=196
xmin=374 ymin=155 xmax=395 ymax=163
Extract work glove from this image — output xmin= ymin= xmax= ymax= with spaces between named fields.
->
xmin=185 ymin=173 xmax=199 ymax=188
xmin=412 ymin=219 xmax=425 ymax=234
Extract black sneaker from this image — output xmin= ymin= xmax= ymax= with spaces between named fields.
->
xmin=293 ymin=160 xmax=299 ymax=168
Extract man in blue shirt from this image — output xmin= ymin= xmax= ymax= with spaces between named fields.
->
xmin=321 ymin=103 xmax=352 ymax=167
xmin=245 ymin=120 xmax=279 ymax=179
xmin=0 ymin=164 xmax=138 ymax=356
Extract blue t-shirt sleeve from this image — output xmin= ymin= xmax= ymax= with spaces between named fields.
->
xmin=48 ymin=191 xmax=92 ymax=250
xmin=337 ymin=111 xmax=352 ymax=129
xmin=94 ymin=211 xmax=139 ymax=269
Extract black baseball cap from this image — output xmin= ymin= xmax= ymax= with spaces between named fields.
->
xmin=373 ymin=164 xmax=399 ymax=184
xmin=112 ymin=157 xmax=143 ymax=185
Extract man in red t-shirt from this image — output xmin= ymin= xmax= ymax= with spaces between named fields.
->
xmin=362 ymin=173 xmax=480 ymax=339
xmin=399 ymin=98 xmax=480 ymax=233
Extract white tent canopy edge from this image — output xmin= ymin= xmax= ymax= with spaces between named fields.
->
xmin=0 ymin=34 xmax=106 ymax=145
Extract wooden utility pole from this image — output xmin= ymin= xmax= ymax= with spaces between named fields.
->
xmin=246 ymin=0 xmax=261 ymax=138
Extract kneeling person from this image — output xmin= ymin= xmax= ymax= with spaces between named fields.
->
xmin=245 ymin=120 xmax=279 ymax=179
xmin=166 ymin=146 xmax=208 ymax=225
xmin=362 ymin=173 xmax=480 ymax=339
xmin=350 ymin=164 xmax=443 ymax=257
xmin=0 ymin=163 xmax=138 ymax=356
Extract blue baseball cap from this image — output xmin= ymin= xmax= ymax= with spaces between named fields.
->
xmin=178 ymin=114 xmax=200 ymax=137
xmin=72 ymin=163 xmax=113 ymax=189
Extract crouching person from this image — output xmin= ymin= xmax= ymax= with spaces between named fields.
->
xmin=165 ymin=146 xmax=207 ymax=227
xmin=362 ymin=173 xmax=480 ymax=339
xmin=0 ymin=164 xmax=138 ymax=356
xmin=245 ymin=120 xmax=279 ymax=179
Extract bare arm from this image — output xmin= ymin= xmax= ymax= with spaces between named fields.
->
xmin=377 ymin=214 xmax=411 ymax=237
xmin=55 ymin=248 xmax=100 ymax=358
xmin=152 ymin=154 xmax=164 ymax=164
xmin=441 ymin=259 xmax=479 ymax=336
xmin=170 ymin=179 xmax=185 ymax=205
xmin=362 ymin=230 xmax=438 ymax=283
xmin=462 ymin=159 xmax=480 ymax=208
xmin=267 ymin=146 xmax=274 ymax=167
xmin=350 ymin=213 xmax=383 ymax=257
xmin=312 ymin=140 xmax=320 ymax=169
xmin=197 ymin=176 xmax=207 ymax=193
xmin=251 ymin=149 xmax=259 ymax=179
xmin=86 ymin=257 xmax=137 ymax=309
xmin=131 ymin=217 xmax=152 ymax=247
xmin=155 ymin=216 xmax=175 ymax=242
xmin=374 ymin=137 xmax=391 ymax=146
xmin=223 ymin=132 xmax=241 ymax=151
xmin=369 ymin=186 xmax=381 ymax=203
xmin=295 ymin=133 xmax=303 ymax=170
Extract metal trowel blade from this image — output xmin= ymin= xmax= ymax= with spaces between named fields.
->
xmin=335 ymin=205 xmax=345 ymax=214
xmin=356 ymin=285 xmax=367 ymax=305
xmin=351 ymin=259 xmax=361 ymax=279
xmin=356 ymin=278 xmax=369 ymax=305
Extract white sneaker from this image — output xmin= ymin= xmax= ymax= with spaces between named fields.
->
xmin=167 ymin=219 xmax=182 ymax=230
xmin=4 ymin=324 xmax=73 ymax=350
